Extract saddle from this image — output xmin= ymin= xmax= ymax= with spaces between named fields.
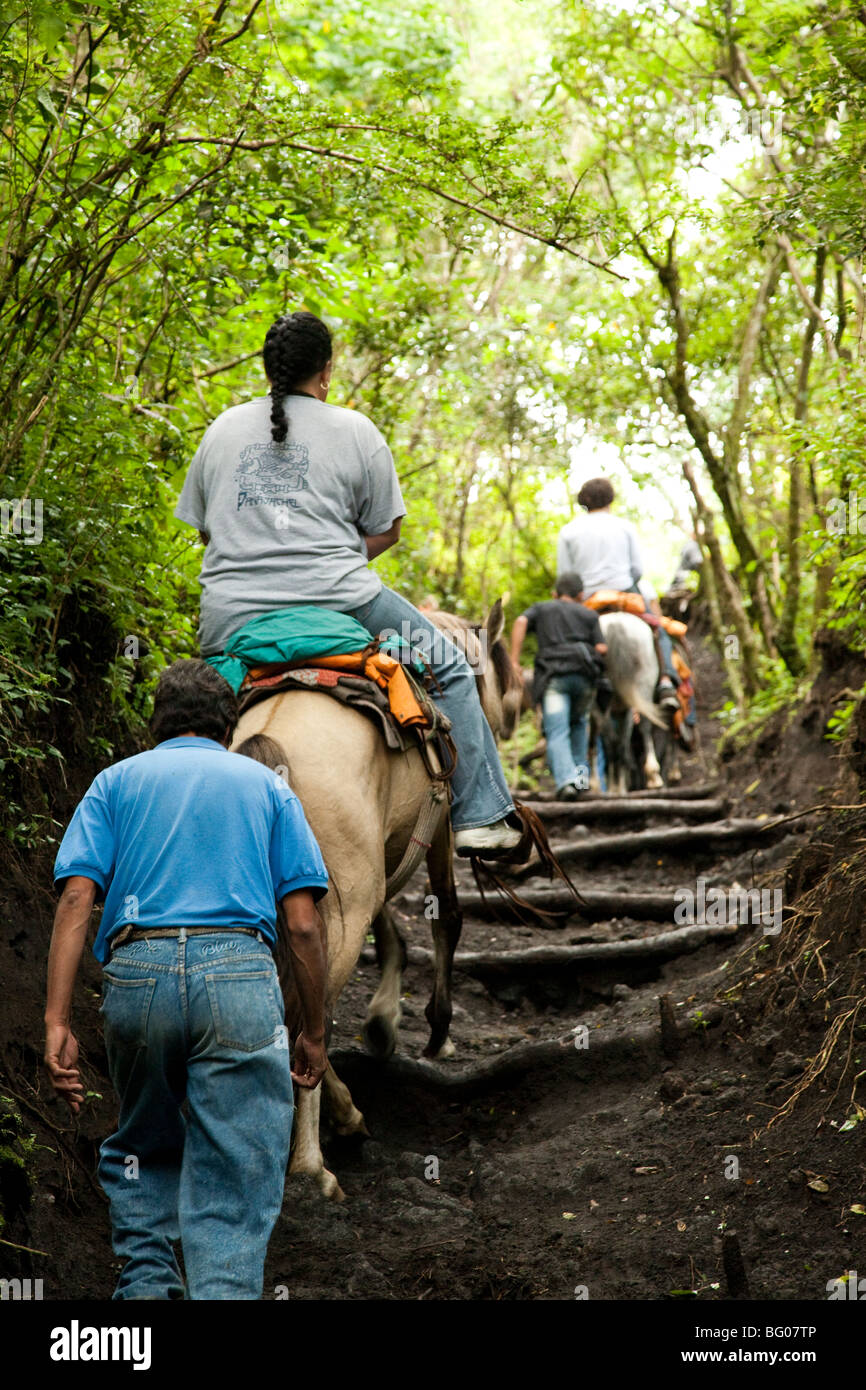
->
xmin=222 ymin=616 xmax=460 ymax=901
xmin=206 ymin=606 xmax=453 ymax=779
xmin=236 ymin=644 xmax=457 ymax=789
xmin=584 ymin=589 xmax=695 ymax=736
xmin=583 ymin=589 xmax=688 ymax=638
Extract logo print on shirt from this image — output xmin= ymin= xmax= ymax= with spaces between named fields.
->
xmin=235 ymin=442 xmax=310 ymax=513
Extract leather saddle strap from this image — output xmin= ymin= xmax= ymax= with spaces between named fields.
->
xmin=385 ymin=780 xmax=449 ymax=899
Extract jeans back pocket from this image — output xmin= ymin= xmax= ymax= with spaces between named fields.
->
xmin=205 ymin=970 xmax=284 ymax=1052
xmin=101 ymin=974 xmax=157 ymax=1048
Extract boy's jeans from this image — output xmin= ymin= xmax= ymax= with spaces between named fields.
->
xmin=345 ymin=585 xmax=514 ymax=830
xmin=98 ymin=930 xmax=293 ymax=1300
xmin=541 ymin=672 xmax=595 ymax=791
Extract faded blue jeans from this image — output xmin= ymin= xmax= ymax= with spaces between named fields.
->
xmin=541 ymin=672 xmax=596 ymax=792
xmin=98 ymin=930 xmax=293 ymax=1300
xmin=345 ymin=585 xmax=514 ymax=830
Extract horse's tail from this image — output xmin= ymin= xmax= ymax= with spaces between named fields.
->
xmin=233 ymin=731 xmax=292 ymax=779
xmin=614 ymin=679 xmax=668 ymax=730
xmin=232 ymin=731 xmax=301 ymax=1027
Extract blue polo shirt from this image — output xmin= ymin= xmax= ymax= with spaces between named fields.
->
xmin=53 ymin=736 xmax=329 ymax=963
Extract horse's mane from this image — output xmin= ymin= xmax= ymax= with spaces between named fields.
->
xmin=428 ymin=608 xmax=520 ymax=694
xmin=427 ymin=609 xmax=484 ymax=671
xmin=489 ymin=635 xmax=521 ymax=700
xmin=428 ymin=605 xmax=522 ymax=739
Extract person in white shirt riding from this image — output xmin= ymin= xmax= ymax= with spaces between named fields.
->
xmin=556 ymin=477 xmax=679 ymax=712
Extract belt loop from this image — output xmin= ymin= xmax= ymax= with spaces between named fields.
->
xmin=178 ymin=927 xmax=187 ymax=944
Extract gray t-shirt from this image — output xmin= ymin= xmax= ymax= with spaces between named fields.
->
xmin=174 ymin=395 xmax=406 ymax=654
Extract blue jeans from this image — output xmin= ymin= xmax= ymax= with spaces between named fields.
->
xmin=98 ymin=931 xmax=293 ymax=1300
xmin=344 ymin=586 xmax=514 ymax=830
xmin=625 ymin=586 xmax=695 ymax=726
xmin=623 ymin=583 xmax=677 ymax=682
xmin=541 ymin=672 xmax=596 ymax=791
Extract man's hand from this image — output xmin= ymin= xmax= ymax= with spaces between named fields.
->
xmin=44 ymin=1024 xmax=85 ymax=1114
xmin=291 ymin=1032 xmax=328 ymax=1089
xmin=44 ymin=875 xmax=96 ymax=1117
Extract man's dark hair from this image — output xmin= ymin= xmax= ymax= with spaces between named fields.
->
xmin=263 ymin=310 xmax=332 ymax=444
xmin=150 ymin=659 xmax=238 ymax=745
xmin=577 ymin=477 xmax=615 ymax=511
xmin=555 ymin=571 xmax=584 ymax=599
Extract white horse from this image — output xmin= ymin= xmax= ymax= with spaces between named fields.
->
xmin=596 ymin=611 xmax=668 ymax=794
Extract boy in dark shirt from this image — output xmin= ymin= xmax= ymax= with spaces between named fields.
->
xmin=510 ymin=572 xmax=607 ymax=800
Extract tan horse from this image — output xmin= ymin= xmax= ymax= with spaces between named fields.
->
xmin=232 ymin=599 xmax=521 ymax=1200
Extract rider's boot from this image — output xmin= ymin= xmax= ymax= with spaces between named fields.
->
xmin=454 ymin=815 xmax=523 ymax=857
xmin=655 ymin=675 xmax=680 ymax=713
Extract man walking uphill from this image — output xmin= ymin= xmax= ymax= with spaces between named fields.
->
xmin=511 ymin=573 xmax=608 ymax=800
xmin=44 ymin=659 xmax=330 ymax=1300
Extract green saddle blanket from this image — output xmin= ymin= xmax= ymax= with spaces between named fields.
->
xmin=206 ymin=606 xmax=423 ymax=694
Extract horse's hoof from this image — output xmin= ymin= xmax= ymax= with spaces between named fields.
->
xmin=318 ymin=1168 xmax=346 ymax=1202
xmin=363 ymin=1013 xmax=397 ymax=1060
xmin=424 ymin=1037 xmax=456 ymax=1060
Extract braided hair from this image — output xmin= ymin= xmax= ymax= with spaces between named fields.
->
xmin=262 ymin=311 xmax=333 ymax=443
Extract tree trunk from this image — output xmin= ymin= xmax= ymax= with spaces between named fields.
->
xmin=776 ymin=248 xmax=826 ymax=676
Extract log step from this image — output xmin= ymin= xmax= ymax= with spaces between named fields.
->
xmin=518 ymin=796 xmax=727 ymax=824
xmin=397 ymin=886 xmax=681 ymax=924
xmin=512 ymin=817 xmax=791 ymax=875
xmin=362 ymin=922 xmax=738 ymax=978
xmin=518 ymin=781 xmax=720 ymax=803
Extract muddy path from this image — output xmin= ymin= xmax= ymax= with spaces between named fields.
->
xmin=264 ymin=763 xmax=829 ymax=1302
xmin=2 ymin=630 xmax=862 ymax=1302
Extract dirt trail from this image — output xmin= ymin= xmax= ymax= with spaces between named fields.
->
xmin=271 ymin=765 xmax=819 ymax=1301
xmin=1 ymin=627 xmax=862 ymax=1301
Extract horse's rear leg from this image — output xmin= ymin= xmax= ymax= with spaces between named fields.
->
xmin=423 ymin=822 xmax=462 ymax=1060
xmin=363 ymin=904 xmax=406 ymax=1059
xmin=640 ymin=718 xmax=664 ymax=789
xmin=322 ymin=1061 xmax=369 ymax=1138
xmin=666 ymin=738 xmax=682 ymax=783
xmin=289 ymin=1083 xmax=345 ymax=1202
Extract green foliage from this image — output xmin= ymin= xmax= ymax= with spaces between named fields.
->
xmin=0 ymin=1096 xmax=53 ymax=1232
xmin=2 ymin=0 xmax=866 ymax=855
xmin=716 ymin=660 xmax=811 ymax=752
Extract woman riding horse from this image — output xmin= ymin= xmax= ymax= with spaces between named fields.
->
xmin=174 ymin=310 xmax=521 ymax=856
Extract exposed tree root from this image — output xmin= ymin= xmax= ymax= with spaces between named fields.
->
xmin=329 ymin=1005 xmax=725 ymax=1098
xmin=721 ymin=806 xmax=866 ymax=1132
xmin=519 ymin=796 xmax=728 ymax=824
xmin=511 ymin=817 xmax=792 ymax=873
xmin=363 ymin=922 xmax=739 ymax=978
